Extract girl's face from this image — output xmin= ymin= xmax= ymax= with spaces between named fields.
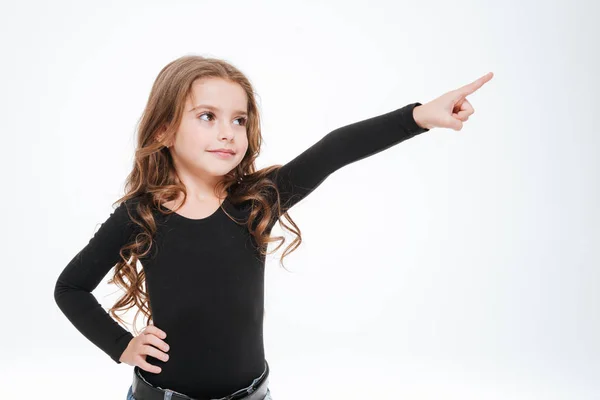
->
xmin=169 ymin=77 xmax=249 ymax=181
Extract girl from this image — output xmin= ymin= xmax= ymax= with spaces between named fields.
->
xmin=54 ymin=55 xmax=493 ymax=400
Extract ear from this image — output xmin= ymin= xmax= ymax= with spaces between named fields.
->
xmin=155 ymin=125 xmax=171 ymax=147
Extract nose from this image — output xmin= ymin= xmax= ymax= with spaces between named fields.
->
xmin=218 ymin=122 xmax=235 ymax=142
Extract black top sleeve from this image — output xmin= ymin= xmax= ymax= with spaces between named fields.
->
xmin=54 ymin=201 xmax=137 ymax=364
xmin=269 ymin=102 xmax=429 ymax=215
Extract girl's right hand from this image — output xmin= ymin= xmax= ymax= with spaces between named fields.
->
xmin=119 ymin=324 xmax=170 ymax=374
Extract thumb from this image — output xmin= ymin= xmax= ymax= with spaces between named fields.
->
xmin=446 ymin=115 xmax=463 ymax=131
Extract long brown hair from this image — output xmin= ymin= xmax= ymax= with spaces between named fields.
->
xmin=107 ymin=55 xmax=301 ymax=335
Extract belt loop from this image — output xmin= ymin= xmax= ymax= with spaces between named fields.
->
xmin=164 ymin=389 xmax=173 ymax=400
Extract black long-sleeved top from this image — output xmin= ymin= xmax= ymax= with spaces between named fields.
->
xmin=54 ymin=102 xmax=429 ymax=398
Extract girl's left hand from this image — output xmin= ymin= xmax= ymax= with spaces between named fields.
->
xmin=413 ymin=72 xmax=494 ymax=131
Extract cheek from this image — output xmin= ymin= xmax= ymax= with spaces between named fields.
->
xmin=238 ymin=141 xmax=249 ymax=160
xmin=177 ymin=127 xmax=210 ymax=150
xmin=239 ymin=133 xmax=249 ymax=150
xmin=240 ymin=138 xmax=249 ymax=152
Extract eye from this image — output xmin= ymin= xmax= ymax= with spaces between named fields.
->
xmin=198 ymin=112 xmax=215 ymax=122
xmin=235 ymin=117 xmax=248 ymax=126
xmin=198 ymin=112 xmax=247 ymax=127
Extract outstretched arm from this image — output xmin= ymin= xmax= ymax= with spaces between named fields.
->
xmin=268 ymin=102 xmax=429 ymax=215
xmin=267 ymin=71 xmax=494 ymax=217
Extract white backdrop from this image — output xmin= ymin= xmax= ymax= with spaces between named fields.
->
xmin=1 ymin=0 xmax=598 ymax=398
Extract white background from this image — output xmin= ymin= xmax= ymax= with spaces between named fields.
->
xmin=1 ymin=0 xmax=598 ymax=398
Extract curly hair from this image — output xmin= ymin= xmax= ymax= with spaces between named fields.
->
xmin=106 ymin=55 xmax=301 ymax=335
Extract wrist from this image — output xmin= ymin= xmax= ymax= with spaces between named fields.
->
xmin=413 ymin=105 xmax=430 ymax=130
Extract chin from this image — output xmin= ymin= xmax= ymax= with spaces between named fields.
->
xmin=203 ymin=165 xmax=237 ymax=177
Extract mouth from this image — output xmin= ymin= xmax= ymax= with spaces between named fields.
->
xmin=208 ymin=150 xmax=236 ymax=157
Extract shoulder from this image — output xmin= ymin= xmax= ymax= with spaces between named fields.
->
xmin=111 ymin=195 xmax=146 ymax=231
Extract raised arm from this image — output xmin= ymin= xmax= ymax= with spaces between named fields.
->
xmin=268 ymin=102 xmax=429 ymax=215
xmin=54 ymin=200 xmax=138 ymax=364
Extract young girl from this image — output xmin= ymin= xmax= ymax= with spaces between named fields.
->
xmin=54 ymin=55 xmax=492 ymax=400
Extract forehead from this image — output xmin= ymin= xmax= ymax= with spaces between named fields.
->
xmin=188 ymin=77 xmax=248 ymax=112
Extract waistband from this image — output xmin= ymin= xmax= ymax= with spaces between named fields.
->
xmin=132 ymin=360 xmax=269 ymax=400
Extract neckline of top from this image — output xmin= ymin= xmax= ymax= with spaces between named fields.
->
xmin=161 ymin=196 xmax=230 ymax=223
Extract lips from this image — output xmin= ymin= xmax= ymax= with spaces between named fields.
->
xmin=208 ymin=149 xmax=236 ymax=159
xmin=208 ymin=149 xmax=235 ymax=154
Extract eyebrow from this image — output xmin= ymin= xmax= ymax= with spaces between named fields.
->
xmin=189 ymin=104 xmax=248 ymax=117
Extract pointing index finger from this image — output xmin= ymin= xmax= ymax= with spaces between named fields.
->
xmin=458 ymin=72 xmax=494 ymax=97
